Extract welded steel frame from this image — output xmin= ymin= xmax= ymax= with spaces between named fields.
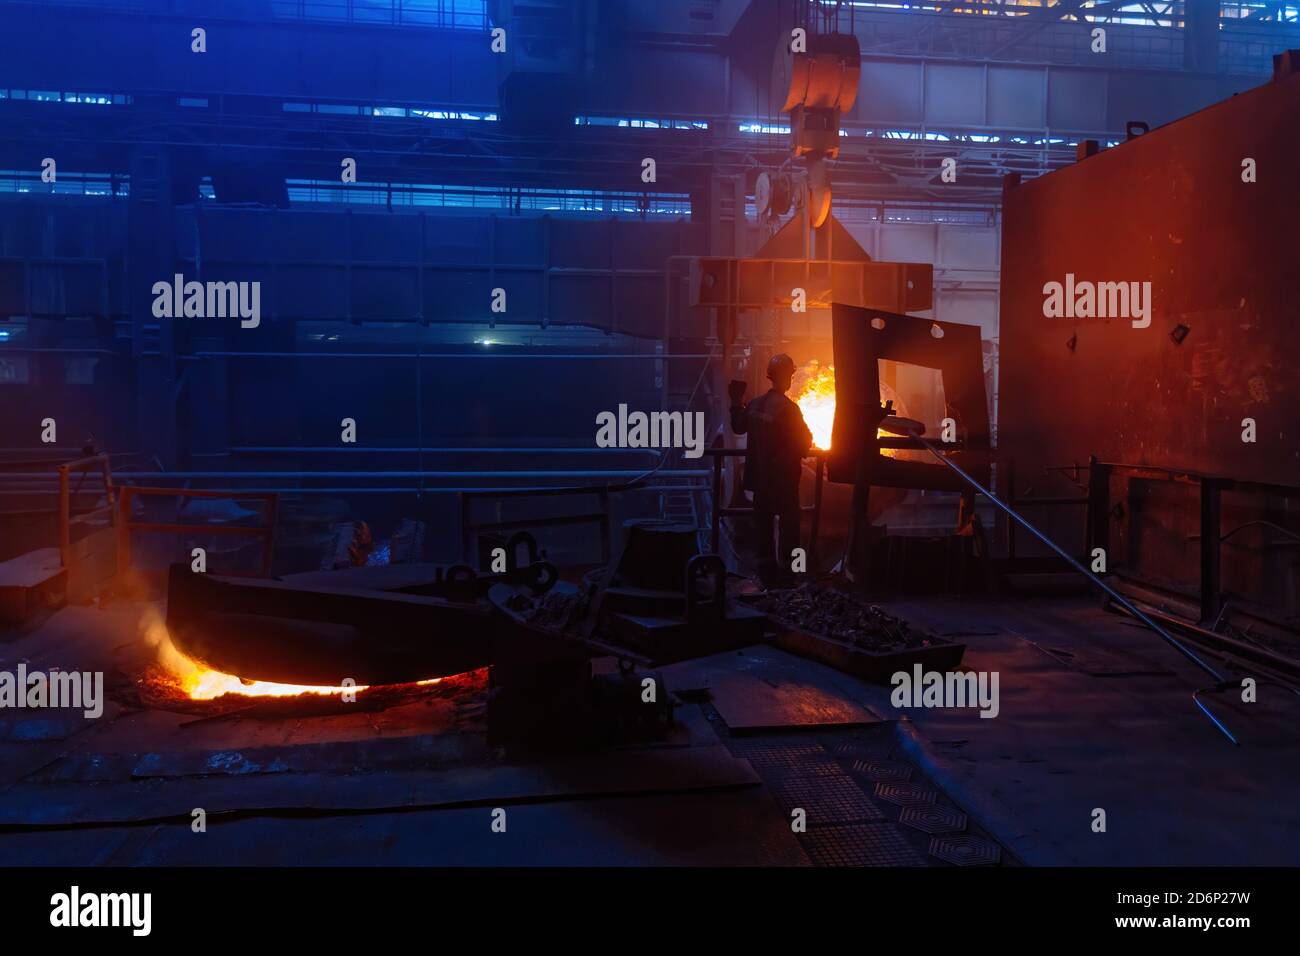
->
xmin=1088 ymin=460 xmax=1300 ymax=626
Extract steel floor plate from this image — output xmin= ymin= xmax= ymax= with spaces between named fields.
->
xmin=849 ymin=759 xmax=915 ymax=782
xmin=900 ymin=804 xmax=969 ymax=835
xmin=929 ymin=834 xmax=1003 ymax=866
xmin=874 ymin=781 xmax=940 ymax=808
xmin=768 ymin=770 xmax=887 ymax=824
xmin=800 ymin=823 xmax=932 ymax=867
xmin=727 ymin=741 xmax=842 ymax=777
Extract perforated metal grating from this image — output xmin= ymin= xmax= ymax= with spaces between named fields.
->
xmin=801 ymin=823 xmax=931 ymax=867
xmin=824 ymin=732 xmax=895 ymax=760
xmin=900 ymin=803 xmax=969 ymax=834
xmin=849 ymin=759 xmax=914 ymax=782
xmin=930 ymin=834 xmax=1003 ymax=866
xmin=770 ymin=771 xmax=887 ymax=823
xmin=728 ymin=742 xmax=842 ymax=777
xmin=720 ymin=729 xmax=1015 ymax=866
xmin=874 ymin=781 xmax=940 ymax=807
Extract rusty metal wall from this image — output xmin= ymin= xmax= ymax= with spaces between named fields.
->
xmin=999 ymin=63 xmax=1300 ymax=491
xmin=997 ymin=61 xmax=1300 ymax=614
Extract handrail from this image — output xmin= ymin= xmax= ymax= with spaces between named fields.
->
xmin=459 ymin=485 xmax=613 ymax=567
xmin=1088 ymin=460 xmax=1300 ymax=630
xmin=57 ymin=454 xmax=115 ymax=570
xmin=1097 ymin=460 xmax=1300 ymax=499
xmin=703 ymin=447 xmax=828 ymax=564
xmin=117 ymin=486 xmax=279 ymax=577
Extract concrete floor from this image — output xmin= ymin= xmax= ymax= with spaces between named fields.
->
xmin=872 ymin=596 xmax=1300 ymax=866
xmin=0 ymin=594 xmax=1296 ymax=866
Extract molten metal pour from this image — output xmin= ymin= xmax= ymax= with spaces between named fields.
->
xmin=792 ymin=361 xmax=907 ymax=456
xmin=793 ymin=361 xmax=837 ymax=450
xmin=140 ymin=609 xmax=373 ymax=700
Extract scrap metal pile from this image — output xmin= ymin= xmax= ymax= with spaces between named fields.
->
xmin=502 ymin=588 xmax=589 ymax=633
xmin=756 ymin=582 xmax=948 ymax=653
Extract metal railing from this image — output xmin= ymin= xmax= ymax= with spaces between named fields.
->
xmin=117 ymin=486 xmax=279 ymax=577
xmin=704 ymin=448 xmax=827 ymax=565
xmin=1090 ymin=459 xmax=1300 ymax=626
xmin=459 ymin=484 xmax=614 ymax=568
xmin=57 ymin=453 xmax=115 ymax=570
xmin=1001 ymin=459 xmax=1089 ymax=561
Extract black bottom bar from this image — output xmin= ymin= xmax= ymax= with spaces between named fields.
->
xmin=1 ymin=866 xmax=1286 ymax=941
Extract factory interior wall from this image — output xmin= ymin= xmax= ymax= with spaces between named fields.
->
xmin=0 ymin=203 xmax=707 ymax=566
xmin=0 ymin=203 xmax=705 ymax=447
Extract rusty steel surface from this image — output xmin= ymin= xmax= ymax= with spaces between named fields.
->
xmin=775 ymin=32 xmax=861 ymax=114
xmin=998 ymin=64 xmax=1300 ymax=493
xmin=689 ymin=215 xmax=934 ymax=314
xmin=692 ymin=255 xmax=932 ymax=312
xmin=828 ymin=305 xmax=991 ymax=491
xmin=165 ymin=565 xmax=493 ymax=685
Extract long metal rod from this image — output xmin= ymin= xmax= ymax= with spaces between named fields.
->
xmin=1106 ymin=597 xmax=1300 ymax=684
xmin=109 ymin=470 xmax=709 ymax=479
xmin=213 ymin=446 xmax=665 ymax=456
xmin=904 ymin=432 xmax=1237 ymax=744
xmin=178 ymin=352 xmax=721 ymax=360
xmin=32 ymin=485 xmax=706 ymax=496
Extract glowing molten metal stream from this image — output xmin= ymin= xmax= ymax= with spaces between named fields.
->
xmin=141 ymin=609 xmax=371 ymax=700
xmin=793 ymin=362 xmax=837 ymax=451
xmin=791 ymin=361 xmax=901 ymax=456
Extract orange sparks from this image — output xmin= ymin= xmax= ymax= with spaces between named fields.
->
xmin=792 ymin=361 xmax=837 ymax=450
xmin=791 ymin=360 xmax=902 ymax=457
xmin=139 ymin=608 xmax=383 ymax=700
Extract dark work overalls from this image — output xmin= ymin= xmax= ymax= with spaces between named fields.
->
xmin=730 ymin=388 xmax=813 ymax=583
